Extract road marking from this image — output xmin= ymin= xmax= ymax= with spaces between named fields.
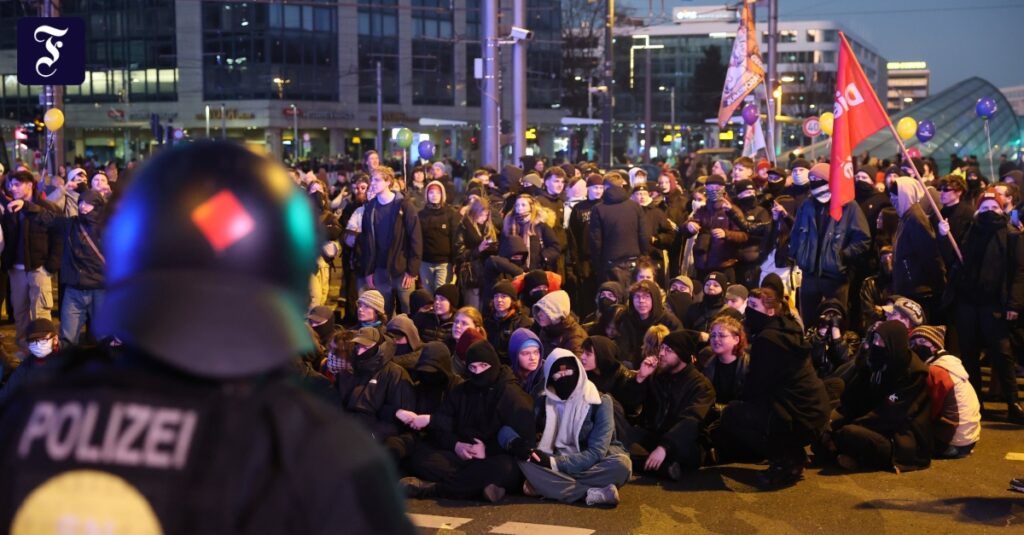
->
xmin=489 ymin=522 xmax=595 ymax=535
xmin=1005 ymin=452 xmax=1024 ymax=461
xmin=408 ymin=513 xmax=473 ymax=530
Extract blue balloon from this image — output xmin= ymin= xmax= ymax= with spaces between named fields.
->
xmin=418 ymin=140 xmax=435 ymax=160
xmin=975 ymin=97 xmax=997 ymax=119
xmin=916 ymin=120 xmax=936 ymax=143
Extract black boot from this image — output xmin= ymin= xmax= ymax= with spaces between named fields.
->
xmin=399 ymin=477 xmax=437 ymax=499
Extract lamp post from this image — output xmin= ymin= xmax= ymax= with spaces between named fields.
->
xmin=290 ymin=104 xmax=299 ymax=161
xmin=630 ymin=36 xmax=664 ymax=163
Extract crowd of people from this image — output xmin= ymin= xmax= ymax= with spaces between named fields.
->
xmin=1 ymin=146 xmax=1023 ymax=506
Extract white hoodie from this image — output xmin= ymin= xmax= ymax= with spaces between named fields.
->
xmin=927 ymin=351 xmax=981 ymax=447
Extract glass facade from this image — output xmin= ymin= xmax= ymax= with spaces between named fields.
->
xmin=203 ymin=1 xmax=338 ymax=101
xmin=525 ymin=0 xmax=562 ymax=109
xmin=411 ymin=0 xmax=455 ymax=106
xmin=855 ymin=77 xmax=1022 ymax=172
xmin=359 ymin=0 xmax=399 ymax=104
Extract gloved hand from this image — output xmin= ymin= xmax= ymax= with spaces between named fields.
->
xmin=528 ymin=449 xmax=554 ymax=469
xmin=508 ymin=437 xmax=531 ymax=461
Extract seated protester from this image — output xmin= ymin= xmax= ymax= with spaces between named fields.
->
xmin=684 ymin=272 xmax=729 ymax=333
xmin=509 ymin=327 xmax=545 ymax=396
xmin=335 ymin=327 xmax=415 ymax=444
xmin=830 ymin=320 xmax=932 ymax=473
xmin=859 ymin=246 xmax=895 ymax=328
xmin=0 ymin=319 xmax=58 ymax=406
xmin=724 ymin=285 xmax=748 ymax=316
xmin=353 ymin=289 xmax=389 ymax=336
xmin=585 ymin=281 xmax=627 ymax=335
xmin=387 ymin=314 xmax=425 ymax=370
xmin=307 ymin=305 xmax=340 ymax=350
xmin=390 ymin=342 xmax=464 ymax=462
xmin=452 ymin=327 xmax=486 ymax=378
xmin=760 ymin=273 xmax=805 ymax=332
xmin=513 ymin=269 xmax=563 ymax=311
xmin=532 ymin=290 xmax=587 ymax=357
xmin=666 ymin=276 xmax=695 ymax=325
xmin=881 ymin=295 xmax=926 ymax=331
xmin=715 ymin=288 xmax=830 ymax=488
xmin=320 ymin=330 xmax=354 ymax=385
xmin=417 ymin=284 xmax=460 ymax=345
xmin=618 ymin=330 xmax=716 ymax=481
xmin=516 ymin=349 xmax=632 ymax=507
xmin=641 ymin=325 xmax=670 ymax=370
xmin=452 ymin=306 xmax=487 ymax=355
xmin=582 ymin=335 xmax=639 ymax=445
xmin=615 ymin=280 xmax=683 ymax=368
xmin=909 ymin=326 xmax=981 ymax=459
xmin=410 ymin=288 xmax=435 ymax=316
xmin=485 ymin=280 xmax=534 ymax=362
xmin=702 ymin=316 xmax=749 ymax=408
xmin=403 ymin=340 xmax=536 ymax=503
xmin=807 ymin=299 xmax=861 ymax=379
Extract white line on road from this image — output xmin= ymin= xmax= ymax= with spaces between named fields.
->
xmin=1006 ymin=452 xmax=1024 ymax=461
xmin=408 ymin=513 xmax=474 ymax=530
xmin=489 ymin=521 xmax=595 ymax=535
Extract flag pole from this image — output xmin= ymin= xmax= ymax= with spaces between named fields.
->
xmin=886 ymin=124 xmax=963 ymax=263
xmin=760 ymin=79 xmax=777 ymax=166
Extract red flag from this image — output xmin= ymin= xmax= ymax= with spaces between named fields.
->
xmin=829 ymin=33 xmax=889 ymax=220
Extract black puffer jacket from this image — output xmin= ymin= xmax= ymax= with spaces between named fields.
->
xmin=1 ymin=197 xmax=62 ymax=273
xmin=484 ymin=307 xmax=534 ymax=362
xmin=589 ymin=185 xmax=651 ymax=266
xmin=335 ymin=344 xmax=415 ymax=441
xmin=428 ymin=364 xmax=535 ymax=453
xmin=836 ymin=321 xmax=932 ymax=472
xmin=619 ymin=363 xmax=715 ymax=459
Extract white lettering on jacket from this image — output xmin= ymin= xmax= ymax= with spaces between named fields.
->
xmin=17 ymin=401 xmax=197 ymax=469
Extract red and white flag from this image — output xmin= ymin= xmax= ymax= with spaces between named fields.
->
xmin=829 ymin=32 xmax=889 ymax=220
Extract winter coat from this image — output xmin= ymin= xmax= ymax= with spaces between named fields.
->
xmin=387 ymin=314 xmax=425 ymax=371
xmin=567 ymin=198 xmax=599 ymax=278
xmin=788 ymin=198 xmax=871 ymax=279
xmin=938 ymin=200 xmax=974 ymax=246
xmin=589 ymin=185 xmax=651 ymax=265
xmin=418 ymin=202 xmax=463 ymax=265
xmin=838 ymin=323 xmax=932 ymax=472
xmin=458 ymin=215 xmax=500 ymax=292
xmin=618 ymin=364 xmax=715 ymax=460
xmin=642 ymin=204 xmax=676 ymax=251
xmin=59 ymin=210 xmax=106 ymax=289
xmin=485 ymin=308 xmax=534 ymax=363
xmin=585 ymin=335 xmax=637 ymax=410
xmin=742 ymin=315 xmax=830 ymax=441
xmin=411 ymin=341 xmax=462 ymax=416
xmin=1 ymin=198 xmax=62 ymax=273
xmin=615 ymin=288 xmax=683 ymax=367
xmin=358 ymin=194 xmax=423 ymax=278
xmin=413 ymin=311 xmax=454 ymax=348
xmin=941 ymin=216 xmax=1024 ymax=311
xmin=335 ymin=346 xmax=415 ymax=441
xmin=681 ymin=202 xmax=748 ymax=272
xmin=702 ymin=352 xmax=750 ymax=405
xmin=925 ymin=351 xmax=981 ymax=448
xmin=892 ymin=203 xmax=945 ymax=299
xmin=428 ymin=365 xmax=535 ymax=453
xmin=535 ymin=315 xmax=587 ymax=358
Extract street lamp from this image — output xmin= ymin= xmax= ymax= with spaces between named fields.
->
xmin=272 ymin=77 xmax=291 ymax=100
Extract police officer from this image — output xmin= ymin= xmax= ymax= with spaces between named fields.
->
xmin=0 ymin=142 xmax=414 ymax=534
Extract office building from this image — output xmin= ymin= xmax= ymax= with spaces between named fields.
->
xmin=886 ymin=61 xmax=930 ymax=113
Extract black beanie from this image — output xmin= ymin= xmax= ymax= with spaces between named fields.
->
xmin=522 ymin=270 xmax=549 ymax=293
xmin=662 ymin=330 xmax=700 ymax=361
xmin=493 ymin=280 xmax=517 ymax=299
xmin=434 ymin=284 xmax=461 ymax=307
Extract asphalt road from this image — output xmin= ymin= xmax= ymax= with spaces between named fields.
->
xmin=404 ymin=419 xmax=1024 ymax=534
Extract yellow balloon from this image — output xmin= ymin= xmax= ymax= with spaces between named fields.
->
xmin=819 ymin=112 xmax=834 ymax=136
xmin=897 ymin=116 xmax=917 ymax=141
xmin=43 ymin=108 xmax=64 ymax=131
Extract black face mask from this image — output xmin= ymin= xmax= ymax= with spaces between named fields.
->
xmin=868 ymin=345 xmax=888 ymax=372
xmin=976 ymin=211 xmax=1007 ymax=230
xmin=353 ymin=345 xmax=381 ymax=374
xmin=764 ymin=180 xmax=784 ymax=195
xmin=597 ymin=296 xmax=617 ymax=315
xmin=744 ymin=307 xmax=770 ymax=336
xmin=415 ymin=370 xmax=448 ymax=388
xmin=703 ymin=292 xmax=724 ymax=308
xmin=548 ymin=358 xmax=580 ymax=400
xmin=468 ymin=363 xmax=500 ymax=387
xmin=736 ymin=196 xmax=757 ymax=211
xmin=910 ymin=345 xmax=933 ymax=362
xmin=395 ymin=342 xmax=412 ymax=356
xmin=313 ymin=323 xmax=334 ymax=343
xmin=523 ymin=291 xmax=545 ymax=309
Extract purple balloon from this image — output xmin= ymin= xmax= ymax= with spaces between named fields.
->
xmin=916 ymin=120 xmax=936 ymax=143
xmin=418 ymin=139 xmax=435 ymax=160
xmin=741 ymin=104 xmax=759 ymax=125
xmin=975 ymin=97 xmax=997 ymax=119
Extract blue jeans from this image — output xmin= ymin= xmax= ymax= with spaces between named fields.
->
xmin=61 ymin=287 xmax=105 ymax=345
xmin=373 ymin=268 xmax=413 ymax=316
xmin=419 ymin=262 xmax=450 ymax=295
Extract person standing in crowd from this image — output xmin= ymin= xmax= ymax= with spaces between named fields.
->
xmin=939 ymin=189 xmax=1024 ymax=423
xmin=1 ymin=170 xmax=61 ymax=348
xmin=619 ymin=329 xmax=715 ymax=481
xmin=590 ymin=172 xmax=651 ymax=288
xmin=57 ymin=190 xmax=107 ymax=345
xmin=457 ymin=197 xmax=500 ymax=309
xmin=787 ymin=163 xmax=871 ymax=324
xmin=889 ymin=176 xmax=945 ymax=321
xmin=781 ymin=158 xmax=813 ymax=207
xmin=516 ymin=349 xmax=632 ymax=507
xmin=418 ymin=180 xmax=462 ymax=294
xmin=359 ymin=166 xmax=423 ymax=315
xmin=340 ymin=175 xmax=370 ymax=321
xmin=936 ymin=175 xmax=973 ymax=245
xmin=567 ymin=173 xmax=605 ymax=318
xmin=503 ymin=194 xmax=561 ymax=272
xmin=681 ymin=174 xmax=748 ymax=282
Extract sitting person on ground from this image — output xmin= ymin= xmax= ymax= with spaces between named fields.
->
xmin=581 ymin=335 xmax=639 ymax=447
xmin=485 ymin=280 xmax=534 ymax=363
xmin=390 ymin=342 xmax=462 ymax=462
xmin=532 ymin=290 xmax=587 ymax=357
xmin=830 ymin=320 xmax=932 ymax=473
xmin=807 ymin=299 xmax=861 ymax=380
xmin=618 ymin=330 xmax=715 ymax=481
xmin=416 ymin=284 xmax=459 ymax=345
xmin=585 ymin=281 xmax=626 ymax=336
xmin=514 ymin=349 xmax=632 ymax=507
xmin=509 ymin=327 xmax=545 ymax=396
xmin=353 ymin=289 xmax=388 ymax=335
xmin=387 ymin=313 xmax=425 ymax=370
xmin=909 ymin=325 xmax=981 ymax=459
xmin=614 ymin=280 xmax=682 ymax=368
xmin=684 ymin=272 xmax=730 ymax=334
xmin=0 ymin=319 xmax=59 ymax=406
xmin=666 ymin=275 xmax=695 ymax=325
xmin=402 ymin=340 xmax=535 ymax=503
xmin=335 ymin=327 xmax=415 ymax=444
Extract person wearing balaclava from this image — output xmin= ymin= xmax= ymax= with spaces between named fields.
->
xmin=888 ymin=176 xmax=946 ymax=322
xmin=831 ymin=320 xmax=932 ymax=472
xmin=681 ymin=174 xmax=749 ymax=283
xmin=787 ymin=162 xmax=871 ymax=325
xmin=614 ymin=279 xmax=682 ymax=368
xmin=758 ymin=167 xmax=787 ymax=211
xmin=858 ymin=246 xmax=895 ymax=328
xmin=389 ymin=341 xmax=464 ymax=463
xmin=665 ymin=275 xmax=694 ymax=326
xmin=714 ymin=286 xmax=829 ymax=489
xmin=402 ymin=340 xmax=535 ymax=503
xmin=335 ymin=327 xmax=416 ymax=445
xmin=938 ymin=188 xmax=1024 ymax=424
xmin=781 ymin=158 xmax=813 ymax=207
xmin=908 ymin=326 xmax=980 ymax=459
xmin=617 ymin=329 xmax=714 ymax=481
xmin=514 ymin=349 xmax=632 ymax=507
xmin=730 ymin=179 xmax=771 ymax=288
xmin=684 ymin=272 xmax=729 ymax=335
xmin=386 ymin=314 xmax=425 ymax=370
xmin=58 ymin=189 xmax=109 ymax=346
xmin=532 ymin=290 xmax=587 ymax=357
xmin=584 ymin=280 xmax=626 ymax=330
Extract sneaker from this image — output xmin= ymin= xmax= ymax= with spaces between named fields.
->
xmin=483 ymin=483 xmax=506 ymax=503
xmin=522 ymin=480 xmax=540 ymax=497
xmin=1011 ymin=477 xmax=1024 ymax=493
xmin=756 ymin=462 xmax=804 ymax=490
xmin=399 ymin=477 xmax=436 ymax=499
xmin=836 ymin=454 xmax=859 ymax=472
xmin=585 ymin=484 xmax=620 ymax=507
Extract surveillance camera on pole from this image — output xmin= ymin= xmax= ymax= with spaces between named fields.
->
xmin=508 ymin=26 xmax=533 ymax=42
